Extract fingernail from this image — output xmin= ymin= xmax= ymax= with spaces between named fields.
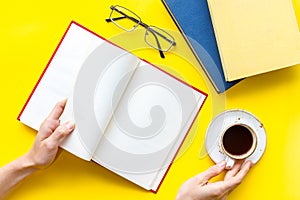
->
xmin=65 ymin=121 xmax=75 ymax=130
xmin=217 ymin=160 xmax=226 ymax=168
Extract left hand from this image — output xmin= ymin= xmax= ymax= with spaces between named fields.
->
xmin=24 ymin=99 xmax=75 ymax=169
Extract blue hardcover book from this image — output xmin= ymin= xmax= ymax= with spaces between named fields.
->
xmin=162 ymin=0 xmax=240 ymax=93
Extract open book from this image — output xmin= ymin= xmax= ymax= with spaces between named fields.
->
xmin=18 ymin=21 xmax=207 ymax=192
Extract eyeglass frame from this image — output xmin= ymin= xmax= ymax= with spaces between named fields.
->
xmin=106 ymin=5 xmax=176 ymax=58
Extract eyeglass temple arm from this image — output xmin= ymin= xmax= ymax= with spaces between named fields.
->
xmin=105 ymin=16 xmax=127 ymax=22
xmin=106 ymin=15 xmax=140 ymax=24
xmin=147 ymin=29 xmax=165 ymax=59
xmin=159 ymin=49 xmax=165 ymax=59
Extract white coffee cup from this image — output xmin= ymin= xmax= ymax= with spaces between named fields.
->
xmin=220 ymin=124 xmax=257 ymax=169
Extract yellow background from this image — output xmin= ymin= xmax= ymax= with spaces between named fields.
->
xmin=1 ymin=0 xmax=300 ymax=199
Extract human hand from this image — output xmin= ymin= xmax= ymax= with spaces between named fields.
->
xmin=176 ymin=160 xmax=253 ymax=200
xmin=24 ymin=99 xmax=75 ymax=169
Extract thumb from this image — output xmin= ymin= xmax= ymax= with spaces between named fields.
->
xmin=196 ymin=161 xmax=226 ymax=182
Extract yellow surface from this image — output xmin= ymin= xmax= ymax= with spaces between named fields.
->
xmin=208 ymin=0 xmax=300 ymax=81
xmin=1 ymin=0 xmax=300 ymax=199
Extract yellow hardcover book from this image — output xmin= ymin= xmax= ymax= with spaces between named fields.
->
xmin=207 ymin=0 xmax=300 ymax=81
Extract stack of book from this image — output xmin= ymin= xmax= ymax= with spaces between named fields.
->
xmin=162 ymin=0 xmax=300 ymax=93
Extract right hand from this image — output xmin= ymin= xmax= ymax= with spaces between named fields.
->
xmin=176 ymin=160 xmax=253 ymax=200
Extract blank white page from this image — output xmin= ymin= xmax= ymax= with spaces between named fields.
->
xmin=92 ymin=60 xmax=207 ymax=191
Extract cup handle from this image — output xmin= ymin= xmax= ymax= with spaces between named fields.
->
xmin=225 ymin=156 xmax=235 ymax=169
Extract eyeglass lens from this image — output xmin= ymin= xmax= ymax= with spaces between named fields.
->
xmin=145 ymin=26 xmax=175 ymax=52
xmin=110 ymin=6 xmax=141 ymax=32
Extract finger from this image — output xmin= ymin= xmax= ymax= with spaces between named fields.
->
xmin=234 ymin=160 xmax=253 ymax=181
xmin=223 ymin=160 xmax=246 ymax=195
xmin=224 ymin=159 xmax=244 ymax=180
xmin=222 ymin=160 xmax=253 ymax=192
xmin=47 ymin=99 xmax=67 ymax=120
xmin=40 ymin=119 xmax=60 ymax=132
xmin=37 ymin=119 xmax=60 ymax=140
xmin=196 ymin=161 xmax=226 ymax=183
xmin=47 ymin=121 xmax=75 ymax=145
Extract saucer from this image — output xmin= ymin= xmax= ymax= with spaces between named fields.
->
xmin=205 ymin=109 xmax=266 ymax=165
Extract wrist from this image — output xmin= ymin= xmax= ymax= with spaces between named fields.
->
xmin=0 ymin=154 xmax=38 ymax=198
xmin=19 ymin=153 xmax=40 ymax=172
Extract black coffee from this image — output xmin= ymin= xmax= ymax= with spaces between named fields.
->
xmin=222 ymin=125 xmax=253 ymax=156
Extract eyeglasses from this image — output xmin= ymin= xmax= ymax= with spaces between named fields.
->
xmin=106 ymin=5 xmax=176 ymax=58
